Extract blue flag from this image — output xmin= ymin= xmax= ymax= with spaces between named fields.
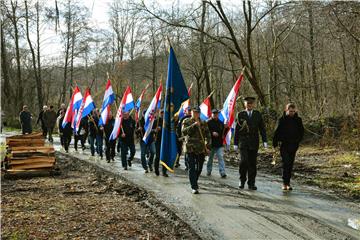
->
xmin=160 ymin=47 xmax=189 ymax=172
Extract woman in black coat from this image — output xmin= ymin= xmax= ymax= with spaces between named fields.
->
xmin=273 ymin=103 xmax=304 ymax=191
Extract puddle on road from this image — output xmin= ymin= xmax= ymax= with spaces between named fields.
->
xmin=348 ymin=218 xmax=360 ymax=230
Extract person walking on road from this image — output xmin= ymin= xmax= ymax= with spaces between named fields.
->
xmin=176 ymin=107 xmax=191 ymax=169
xmin=57 ymin=110 xmax=72 ymax=152
xmin=104 ymin=112 xmax=116 ymax=163
xmin=154 ymin=109 xmax=168 ymax=177
xmin=88 ymin=110 xmax=99 ymax=157
xmin=43 ymin=105 xmax=57 ymax=142
xmin=234 ymin=97 xmax=268 ymax=190
xmin=182 ymin=106 xmax=211 ymax=194
xmin=206 ymin=109 xmax=228 ymax=178
xmin=137 ymin=110 xmax=156 ymax=173
xmin=273 ymin=103 xmax=304 ymax=191
xmin=37 ymin=105 xmax=48 ymax=137
xmin=119 ymin=111 xmax=136 ymax=170
xmin=19 ymin=105 xmax=32 ymax=134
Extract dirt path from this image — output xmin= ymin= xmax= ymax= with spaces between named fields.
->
xmin=54 ymin=146 xmax=359 ymax=240
xmin=1 ymin=154 xmax=200 ymax=239
xmin=1 ymin=132 xmax=359 ymax=239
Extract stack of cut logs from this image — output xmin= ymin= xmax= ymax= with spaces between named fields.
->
xmin=3 ymin=132 xmax=56 ymax=173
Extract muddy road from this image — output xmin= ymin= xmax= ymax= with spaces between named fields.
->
xmin=56 ymin=146 xmax=359 ymax=240
xmin=1 ymin=132 xmax=359 ymax=239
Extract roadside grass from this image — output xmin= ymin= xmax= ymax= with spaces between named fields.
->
xmin=298 ymin=148 xmax=360 ymax=199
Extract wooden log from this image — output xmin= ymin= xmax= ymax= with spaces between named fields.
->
xmin=5 ymin=168 xmax=54 ymax=174
xmin=6 ymin=132 xmax=43 ymax=140
xmin=10 ymin=146 xmax=54 ymax=151
xmin=9 ymin=157 xmax=55 ymax=165
xmin=10 ymin=162 xmax=55 ymax=170
xmin=6 ymin=139 xmax=45 ymax=147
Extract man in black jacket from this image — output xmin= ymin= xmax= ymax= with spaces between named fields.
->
xmin=37 ymin=105 xmax=48 ymax=137
xmin=206 ymin=109 xmax=228 ymax=178
xmin=19 ymin=105 xmax=32 ymax=134
xmin=137 ymin=110 xmax=156 ymax=173
xmin=273 ymin=103 xmax=304 ymax=190
xmin=58 ymin=110 xmax=72 ymax=153
xmin=119 ymin=111 xmax=136 ymax=170
xmin=175 ymin=107 xmax=191 ymax=169
xmin=104 ymin=112 xmax=116 ymax=163
xmin=88 ymin=110 xmax=99 ymax=157
xmin=234 ymin=97 xmax=268 ymax=190
xmin=74 ymin=117 xmax=88 ymax=151
xmin=154 ymin=109 xmax=168 ymax=177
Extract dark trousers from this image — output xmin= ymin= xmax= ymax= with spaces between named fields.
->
xmin=155 ymin=141 xmax=167 ymax=175
xmin=280 ymin=143 xmax=298 ymax=185
xmin=120 ymin=141 xmax=135 ymax=167
xmin=140 ymin=141 xmax=155 ymax=170
xmin=175 ymin=139 xmax=183 ymax=165
xmin=41 ymin=124 xmax=47 ymax=137
xmin=88 ymin=135 xmax=96 ymax=156
xmin=74 ymin=134 xmax=86 ymax=151
xmin=96 ymin=135 xmax=103 ymax=158
xmin=105 ymin=139 xmax=116 ymax=161
xmin=47 ymin=127 xmax=54 ymax=142
xmin=187 ymin=153 xmax=205 ymax=190
xmin=61 ymin=133 xmax=71 ymax=152
xmin=239 ymin=148 xmax=258 ymax=186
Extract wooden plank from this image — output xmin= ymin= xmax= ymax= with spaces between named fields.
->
xmin=5 ymin=168 xmax=54 ymax=173
xmin=11 ymin=146 xmax=54 ymax=151
xmin=9 ymin=158 xmax=55 ymax=165
xmin=11 ymin=149 xmax=55 ymax=155
xmin=6 ymin=139 xmax=45 ymax=145
xmin=9 ymin=153 xmax=55 ymax=160
xmin=6 ymin=132 xmax=43 ymax=140
xmin=6 ymin=138 xmax=45 ymax=146
xmin=10 ymin=162 xmax=55 ymax=170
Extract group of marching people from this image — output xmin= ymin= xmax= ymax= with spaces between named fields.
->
xmin=35 ymin=98 xmax=303 ymax=195
xmin=27 ymin=95 xmax=304 ymax=194
xmin=54 ymin=105 xmax=170 ymax=177
xmin=179 ymin=97 xmax=304 ymax=194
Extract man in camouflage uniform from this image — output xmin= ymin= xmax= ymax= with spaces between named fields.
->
xmin=182 ymin=106 xmax=211 ymax=194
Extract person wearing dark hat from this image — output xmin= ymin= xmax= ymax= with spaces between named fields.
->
xmin=175 ymin=106 xmax=191 ymax=169
xmin=118 ymin=111 xmax=136 ymax=170
xmin=137 ymin=109 xmax=156 ymax=173
xmin=206 ymin=109 xmax=228 ymax=178
xmin=182 ymin=106 xmax=211 ymax=194
xmin=154 ymin=109 xmax=168 ymax=177
xmin=234 ymin=97 xmax=268 ymax=190
xmin=273 ymin=103 xmax=304 ymax=190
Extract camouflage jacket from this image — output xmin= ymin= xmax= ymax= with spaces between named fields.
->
xmin=181 ymin=117 xmax=211 ymax=154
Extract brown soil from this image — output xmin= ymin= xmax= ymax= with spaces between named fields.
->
xmin=1 ymin=154 xmax=201 ymax=240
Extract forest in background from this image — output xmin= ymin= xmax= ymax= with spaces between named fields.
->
xmin=1 ymin=0 xmax=359 ymax=149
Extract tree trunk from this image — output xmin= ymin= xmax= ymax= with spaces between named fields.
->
xmin=1 ymin=22 xmax=12 ymax=104
xmin=307 ymin=3 xmax=319 ymax=101
xmin=60 ymin=1 xmax=72 ymax=105
xmin=25 ymin=0 xmax=43 ymax=111
xmin=199 ymin=1 xmax=214 ymax=107
xmin=36 ymin=1 xmax=43 ymax=107
xmin=11 ymin=0 xmax=23 ymax=112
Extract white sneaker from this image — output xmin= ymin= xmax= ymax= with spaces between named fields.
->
xmin=191 ymin=189 xmax=199 ymax=194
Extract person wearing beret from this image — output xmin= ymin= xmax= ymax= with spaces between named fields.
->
xmin=234 ymin=97 xmax=268 ymax=190
xmin=206 ymin=109 xmax=228 ymax=178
